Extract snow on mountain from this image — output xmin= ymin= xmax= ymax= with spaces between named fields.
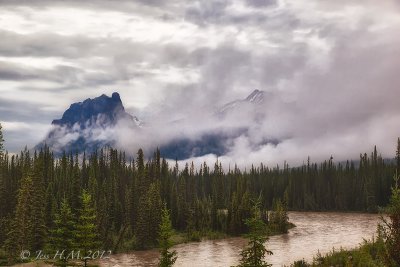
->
xmin=217 ymin=89 xmax=265 ymax=115
xmin=245 ymin=89 xmax=265 ymax=104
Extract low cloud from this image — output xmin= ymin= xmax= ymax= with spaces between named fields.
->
xmin=1 ymin=0 xmax=400 ymax=168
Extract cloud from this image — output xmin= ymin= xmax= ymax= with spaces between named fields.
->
xmin=245 ymin=0 xmax=277 ymax=8
xmin=1 ymin=0 xmax=400 ymax=169
xmin=1 ymin=121 xmax=51 ymax=152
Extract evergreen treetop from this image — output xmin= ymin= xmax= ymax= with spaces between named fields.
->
xmin=158 ymin=204 xmax=177 ymax=267
xmin=236 ymin=199 xmax=272 ymax=267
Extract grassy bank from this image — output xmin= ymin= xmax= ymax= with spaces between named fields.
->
xmin=114 ymin=219 xmax=296 ymax=252
xmin=171 ymin=221 xmax=296 ymax=245
xmin=291 ymin=238 xmax=389 ymax=267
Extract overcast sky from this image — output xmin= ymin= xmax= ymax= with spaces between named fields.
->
xmin=1 ymin=0 xmax=400 ymax=167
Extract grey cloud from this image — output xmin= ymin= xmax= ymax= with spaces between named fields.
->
xmin=0 ymin=30 xmax=97 ymax=58
xmin=245 ymin=0 xmax=277 ymax=7
xmin=0 ymin=63 xmax=38 ymax=80
xmin=0 ymin=29 xmax=204 ymax=81
xmin=0 ymin=0 xmax=180 ymax=12
xmin=185 ymin=0 xmax=230 ymax=26
xmin=1 ymin=0 xmax=400 ymax=168
xmin=254 ymin=45 xmax=308 ymax=87
xmin=0 ymin=30 xmax=157 ymax=62
xmin=162 ymin=0 xmax=400 ymax=166
xmin=165 ymin=40 xmax=309 ymax=113
xmin=0 ymin=60 xmax=117 ymax=89
xmin=184 ymin=0 xmax=292 ymax=28
xmin=159 ymin=45 xmax=254 ymax=116
xmin=0 ymin=97 xmax=59 ymax=122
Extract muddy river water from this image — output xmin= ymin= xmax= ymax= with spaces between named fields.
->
xmin=100 ymin=212 xmax=381 ymax=267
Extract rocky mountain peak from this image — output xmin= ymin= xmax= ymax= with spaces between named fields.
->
xmin=51 ymin=92 xmax=128 ymax=128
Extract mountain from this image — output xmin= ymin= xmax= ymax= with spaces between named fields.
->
xmin=218 ymin=89 xmax=265 ymax=115
xmin=37 ymin=90 xmax=276 ymax=159
xmin=36 ymin=92 xmax=141 ymax=155
xmin=160 ymin=89 xmax=272 ymax=160
xmin=51 ymin=92 xmax=139 ymax=127
xmin=160 ymin=132 xmax=232 ymax=160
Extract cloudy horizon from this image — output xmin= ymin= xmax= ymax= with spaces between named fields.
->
xmin=1 ymin=0 xmax=400 ymax=167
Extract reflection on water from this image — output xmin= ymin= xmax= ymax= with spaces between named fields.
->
xmin=100 ymin=212 xmax=380 ymax=267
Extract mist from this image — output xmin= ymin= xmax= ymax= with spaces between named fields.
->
xmin=1 ymin=0 xmax=400 ymax=168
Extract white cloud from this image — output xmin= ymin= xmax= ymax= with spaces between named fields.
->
xmin=1 ymin=0 xmax=400 ymax=168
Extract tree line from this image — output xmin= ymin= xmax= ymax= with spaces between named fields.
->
xmin=0 ymin=123 xmax=399 ymax=265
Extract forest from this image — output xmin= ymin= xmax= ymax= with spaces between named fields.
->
xmin=0 ymin=122 xmax=399 ymax=266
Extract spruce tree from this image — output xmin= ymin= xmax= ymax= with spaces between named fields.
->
xmin=75 ymin=190 xmax=100 ymax=267
xmin=11 ymin=174 xmax=34 ymax=252
xmin=135 ymin=152 xmax=150 ymax=249
xmin=158 ymin=204 xmax=177 ymax=267
xmin=136 ymin=182 xmax=162 ymax=249
xmin=396 ymin=138 xmax=400 ymax=174
xmin=135 ymin=192 xmax=151 ymax=249
xmin=186 ymin=207 xmax=200 ymax=241
xmin=379 ymin=172 xmax=400 ymax=265
xmin=50 ymin=197 xmax=76 ymax=267
xmin=269 ymin=199 xmax=289 ymax=233
xmin=236 ymin=200 xmax=272 ymax=267
xmin=71 ymin=153 xmax=81 ymax=212
xmin=0 ymin=122 xmax=4 ymax=159
xmin=3 ymin=218 xmax=16 ymax=265
xmin=148 ymin=182 xmax=163 ymax=245
xmin=0 ymin=122 xmax=6 ymax=244
xmin=228 ymin=192 xmax=240 ymax=235
xmin=30 ymin=157 xmax=47 ymax=251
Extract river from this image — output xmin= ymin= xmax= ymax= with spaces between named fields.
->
xmin=99 ymin=212 xmax=381 ymax=267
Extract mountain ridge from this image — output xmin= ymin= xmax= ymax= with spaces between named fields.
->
xmin=218 ymin=89 xmax=265 ymax=115
xmin=36 ymin=92 xmax=140 ymax=155
xmin=37 ymin=90 xmax=272 ymax=159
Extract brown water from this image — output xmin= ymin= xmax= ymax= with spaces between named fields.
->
xmin=99 ymin=212 xmax=381 ymax=267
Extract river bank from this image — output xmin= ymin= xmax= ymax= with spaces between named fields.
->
xmin=11 ymin=221 xmax=293 ymax=267
xmin=291 ymin=238 xmax=386 ymax=266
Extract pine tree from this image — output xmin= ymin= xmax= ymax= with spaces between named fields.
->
xmin=135 ymin=192 xmax=151 ymax=249
xmin=30 ymin=156 xmax=47 ymax=251
xmin=158 ymin=204 xmax=177 ymax=267
xmin=5 ymin=170 xmax=33 ymax=264
xmin=0 ymin=122 xmax=4 ymax=159
xmin=175 ymin=175 xmax=188 ymax=230
xmin=75 ymin=190 xmax=100 ymax=267
xmin=71 ymin=153 xmax=81 ymax=212
xmin=236 ymin=200 xmax=272 ymax=267
xmin=135 ymin=153 xmax=152 ymax=249
xmin=136 ymin=182 xmax=162 ymax=249
xmin=128 ymin=158 xmax=136 ymax=232
xmin=379 ymin=172 xmax=400 ymax=265
xmin=11 ymin=174 xmax=34 ymax=252
xmin=50 ymin=197 xmax=76 ymax=267
xmin=148 ymin=182 xmax=163 ymax=245
xmin=396 ymin=138 xmax=400 ymax=174
xmin=186 ymin=207 xmax=199 ymax=241
xmin=269 ymin=198 xmax=289 ymax=233
xmin=0 ymin=122 xmax=6 ymax=244
xmin=228 ymin=191 xmax=240 ymax=235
